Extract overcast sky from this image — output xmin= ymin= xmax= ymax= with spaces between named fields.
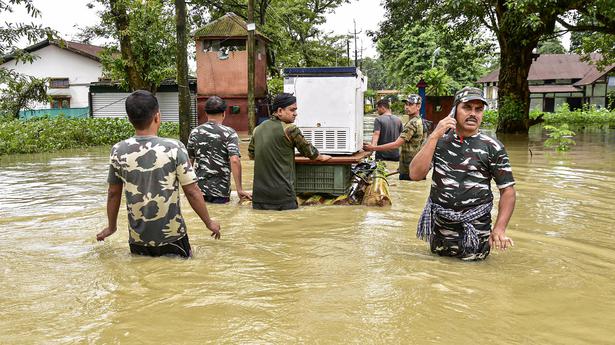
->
xmin=2 ymin=0 xmax=384 ymax=58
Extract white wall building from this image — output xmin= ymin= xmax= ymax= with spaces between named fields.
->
xmin=1 ymin=39 xmax=103 ymax=111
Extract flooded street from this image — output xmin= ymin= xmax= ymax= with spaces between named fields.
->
xmin=1 ymin=126 xmax=614 ymax=344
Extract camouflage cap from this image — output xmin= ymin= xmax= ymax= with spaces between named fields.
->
xmin=402 ymin=94 xmax=422 ymax=104
xmin=453 ymin=87 xmax=487 ymax=106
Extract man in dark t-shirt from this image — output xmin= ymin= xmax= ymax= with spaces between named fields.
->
xmin=410 ymin=87 xmax=516 ymax=261
xmin=364 ymin=94 xmax=426 ymax=180
xmin=370 ymin=99 xmax=403 ymax=161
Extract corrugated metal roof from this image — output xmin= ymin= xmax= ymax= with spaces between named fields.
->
xmin=529 ymin=85 xmax=582 ymax=93
xmin=477 ymin=53 xmax=613 ymax=85
xmin=193 ymin=12 xmax=271 ymax=42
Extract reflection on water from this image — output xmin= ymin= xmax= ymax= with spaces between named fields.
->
xmin=1 ymin=127 xmax=615 ymax=344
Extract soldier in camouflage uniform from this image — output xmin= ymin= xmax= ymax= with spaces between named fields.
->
xmin=187 ymin=96 xmax=252 ymax=204
xmin=410 ymin=87 xmax=516 ymax=261
xmin=248 ymin=93 xmax=332 ymax=210
xmin=363 ymin=94 xmax=425 ymax=180
xmin=96 ymin=90 xmax=221 ymax=258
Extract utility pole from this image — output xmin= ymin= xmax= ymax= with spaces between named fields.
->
xmin=359 ymin=39 xmax=363 ymax=70
xmin=247 ymin=0 xmax=256 ymax=134
xmin=346 ymin=38 xmax=350 ymax=66
xmin=348 ymin=20 xmax=362 ymax=68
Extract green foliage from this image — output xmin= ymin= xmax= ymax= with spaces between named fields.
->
xmin=480 ymin=105 xmax=615 ymax=128
xmin=378 ymin=0 xmax=615 ymax=133
xmin=81 ymin=0 xmax=177 ymax=91
xmin=361 ymin=57 xmax=392 ymax=90
xmin=569 ymin=11 xmax=615 ymax=70
xmin=544 ymin=124 xmax=576 ymax=151
xmin=375 ymin=23 xmax=493 ymax=94
xmin=193 ymin=0 xmax=349 ymax=73
xmin=497 ymin=96 xmax=527 ymax=132
xmin=1 ymin=0 xmax=55 ymax=110
xmin=267 ymin=77 xmax=284 ymax=95
xmin=423 ymin=67 xmax=454 ymax=96
xmin=0 ymin=0 xmax=55 ymax=61
xmin=390 ymin=102 xmax=404 ymax=115
xmin=542 ymin=104 xmax=615 ymax=125
xmin=537 ymin=36 xmax=566 ymax=54
xmin=0 ymin=71 xmax=48 ymax=119
xmin=482 ymin=109 xmax=498 ymax=127
xmin=0 ymin=117 xmax=179 ymax=155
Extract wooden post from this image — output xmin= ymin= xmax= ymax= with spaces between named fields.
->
xmin=175 ymin=0 xmax=191 ymax=144
xmin=247 ymin=0 xmax=256 ymax=134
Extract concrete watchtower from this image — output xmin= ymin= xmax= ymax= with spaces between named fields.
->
xmin=194 ymin=12 xmax=270 ymax=132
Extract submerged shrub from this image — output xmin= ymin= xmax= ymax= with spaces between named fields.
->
xmin=0 ymin=116 xmax=179 ymax=155
xmin=544 ymin=124 xmax=576 ymax=151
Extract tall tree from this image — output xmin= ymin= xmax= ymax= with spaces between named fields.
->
xmin=83 ymin=0 xmax=177 ymax=92
xmin=378 ymin=0 xmax=615 ymax=133
xmin=361 ymin=57 xmax=392 ymax=91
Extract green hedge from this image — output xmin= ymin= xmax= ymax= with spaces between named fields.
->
xmin=481 ymin=105 xmax=615 ymax=128
xmin=0 ymin=116 xmax=179 ymax=156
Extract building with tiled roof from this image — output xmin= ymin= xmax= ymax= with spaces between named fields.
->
xmin=1 ymin=39 xmax=104 ymax=116
xmin=478 ymin=54 xmax=614 ymax=112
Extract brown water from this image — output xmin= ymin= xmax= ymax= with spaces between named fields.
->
xmin=1 ymin=126 xmax=614 ymax=344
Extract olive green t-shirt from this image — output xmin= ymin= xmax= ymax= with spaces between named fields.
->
xmin=248 ymin=117 xmax=319 ymax=205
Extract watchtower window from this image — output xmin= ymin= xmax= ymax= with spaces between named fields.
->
xmin=203 ymin=39 xmax=246 ymax=52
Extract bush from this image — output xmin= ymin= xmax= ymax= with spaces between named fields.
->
xmin=0 ymin=116 xmax=179 ymax=156
xmin=544 ymin=124 xmax=576 ymax=151
xmin=479 ymin=104 xmax=615 ymax=128
xmin=390 ymin=101 xmax=405 ymax=115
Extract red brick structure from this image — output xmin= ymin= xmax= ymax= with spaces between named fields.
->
xmin=194 ymin=13 xmax=270 ymax=132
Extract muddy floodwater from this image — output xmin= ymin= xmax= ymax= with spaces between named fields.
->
xmin=1 ymin=126 xmax=614 ymax=344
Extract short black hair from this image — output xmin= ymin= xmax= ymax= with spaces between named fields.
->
xmin=204 ymin=96 xmax=227 ymax=115
xmin=376 ymin=99 xmax=390 ymax=109
xmin=125 ymin=90 xmax=159 ymax=130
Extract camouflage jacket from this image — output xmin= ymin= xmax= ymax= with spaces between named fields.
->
xmin=430 ymin=131 xmax=515 ymax=210
xmin=248 ymin=117 xmax=319 ymax=205
xmin=107 ymin=136 xmax=198 ymax=246
xmin=399 ymin=115 xmax=425 ymax=175
xmin=187 ymin=122 xmax=240 ymax=198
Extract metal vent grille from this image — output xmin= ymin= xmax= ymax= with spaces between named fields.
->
xmin=300 ymin=127 xmax=350 ymax=153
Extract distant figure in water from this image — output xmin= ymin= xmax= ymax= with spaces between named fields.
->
xmin=410 ymin=87 xmax=516 ymax=261
xmin=96 ymin=90 xmax=220 ymax=258
xmin=187 ymin=96 xmax=252 ymax=204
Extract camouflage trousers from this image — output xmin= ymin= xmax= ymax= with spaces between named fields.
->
xmin=429 ymin=212 xmax=492 ymax=261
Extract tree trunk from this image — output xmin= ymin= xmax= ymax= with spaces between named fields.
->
xmin=175 ymin=0 xmax=191 ymax=144
xmin=494 ymin=1 xmax=542 ymax=134
xmin=496 ymin=42 xmax=534 ymax=133
xmin=109 ymin=0 xmax=149 ymax=92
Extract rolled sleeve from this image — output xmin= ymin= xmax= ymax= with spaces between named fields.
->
xmin=286 ymin=125 xmax=319 ymax=159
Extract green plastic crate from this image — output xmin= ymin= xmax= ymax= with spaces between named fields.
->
xmin=295 ymin=164 xmax=351 ymax=196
